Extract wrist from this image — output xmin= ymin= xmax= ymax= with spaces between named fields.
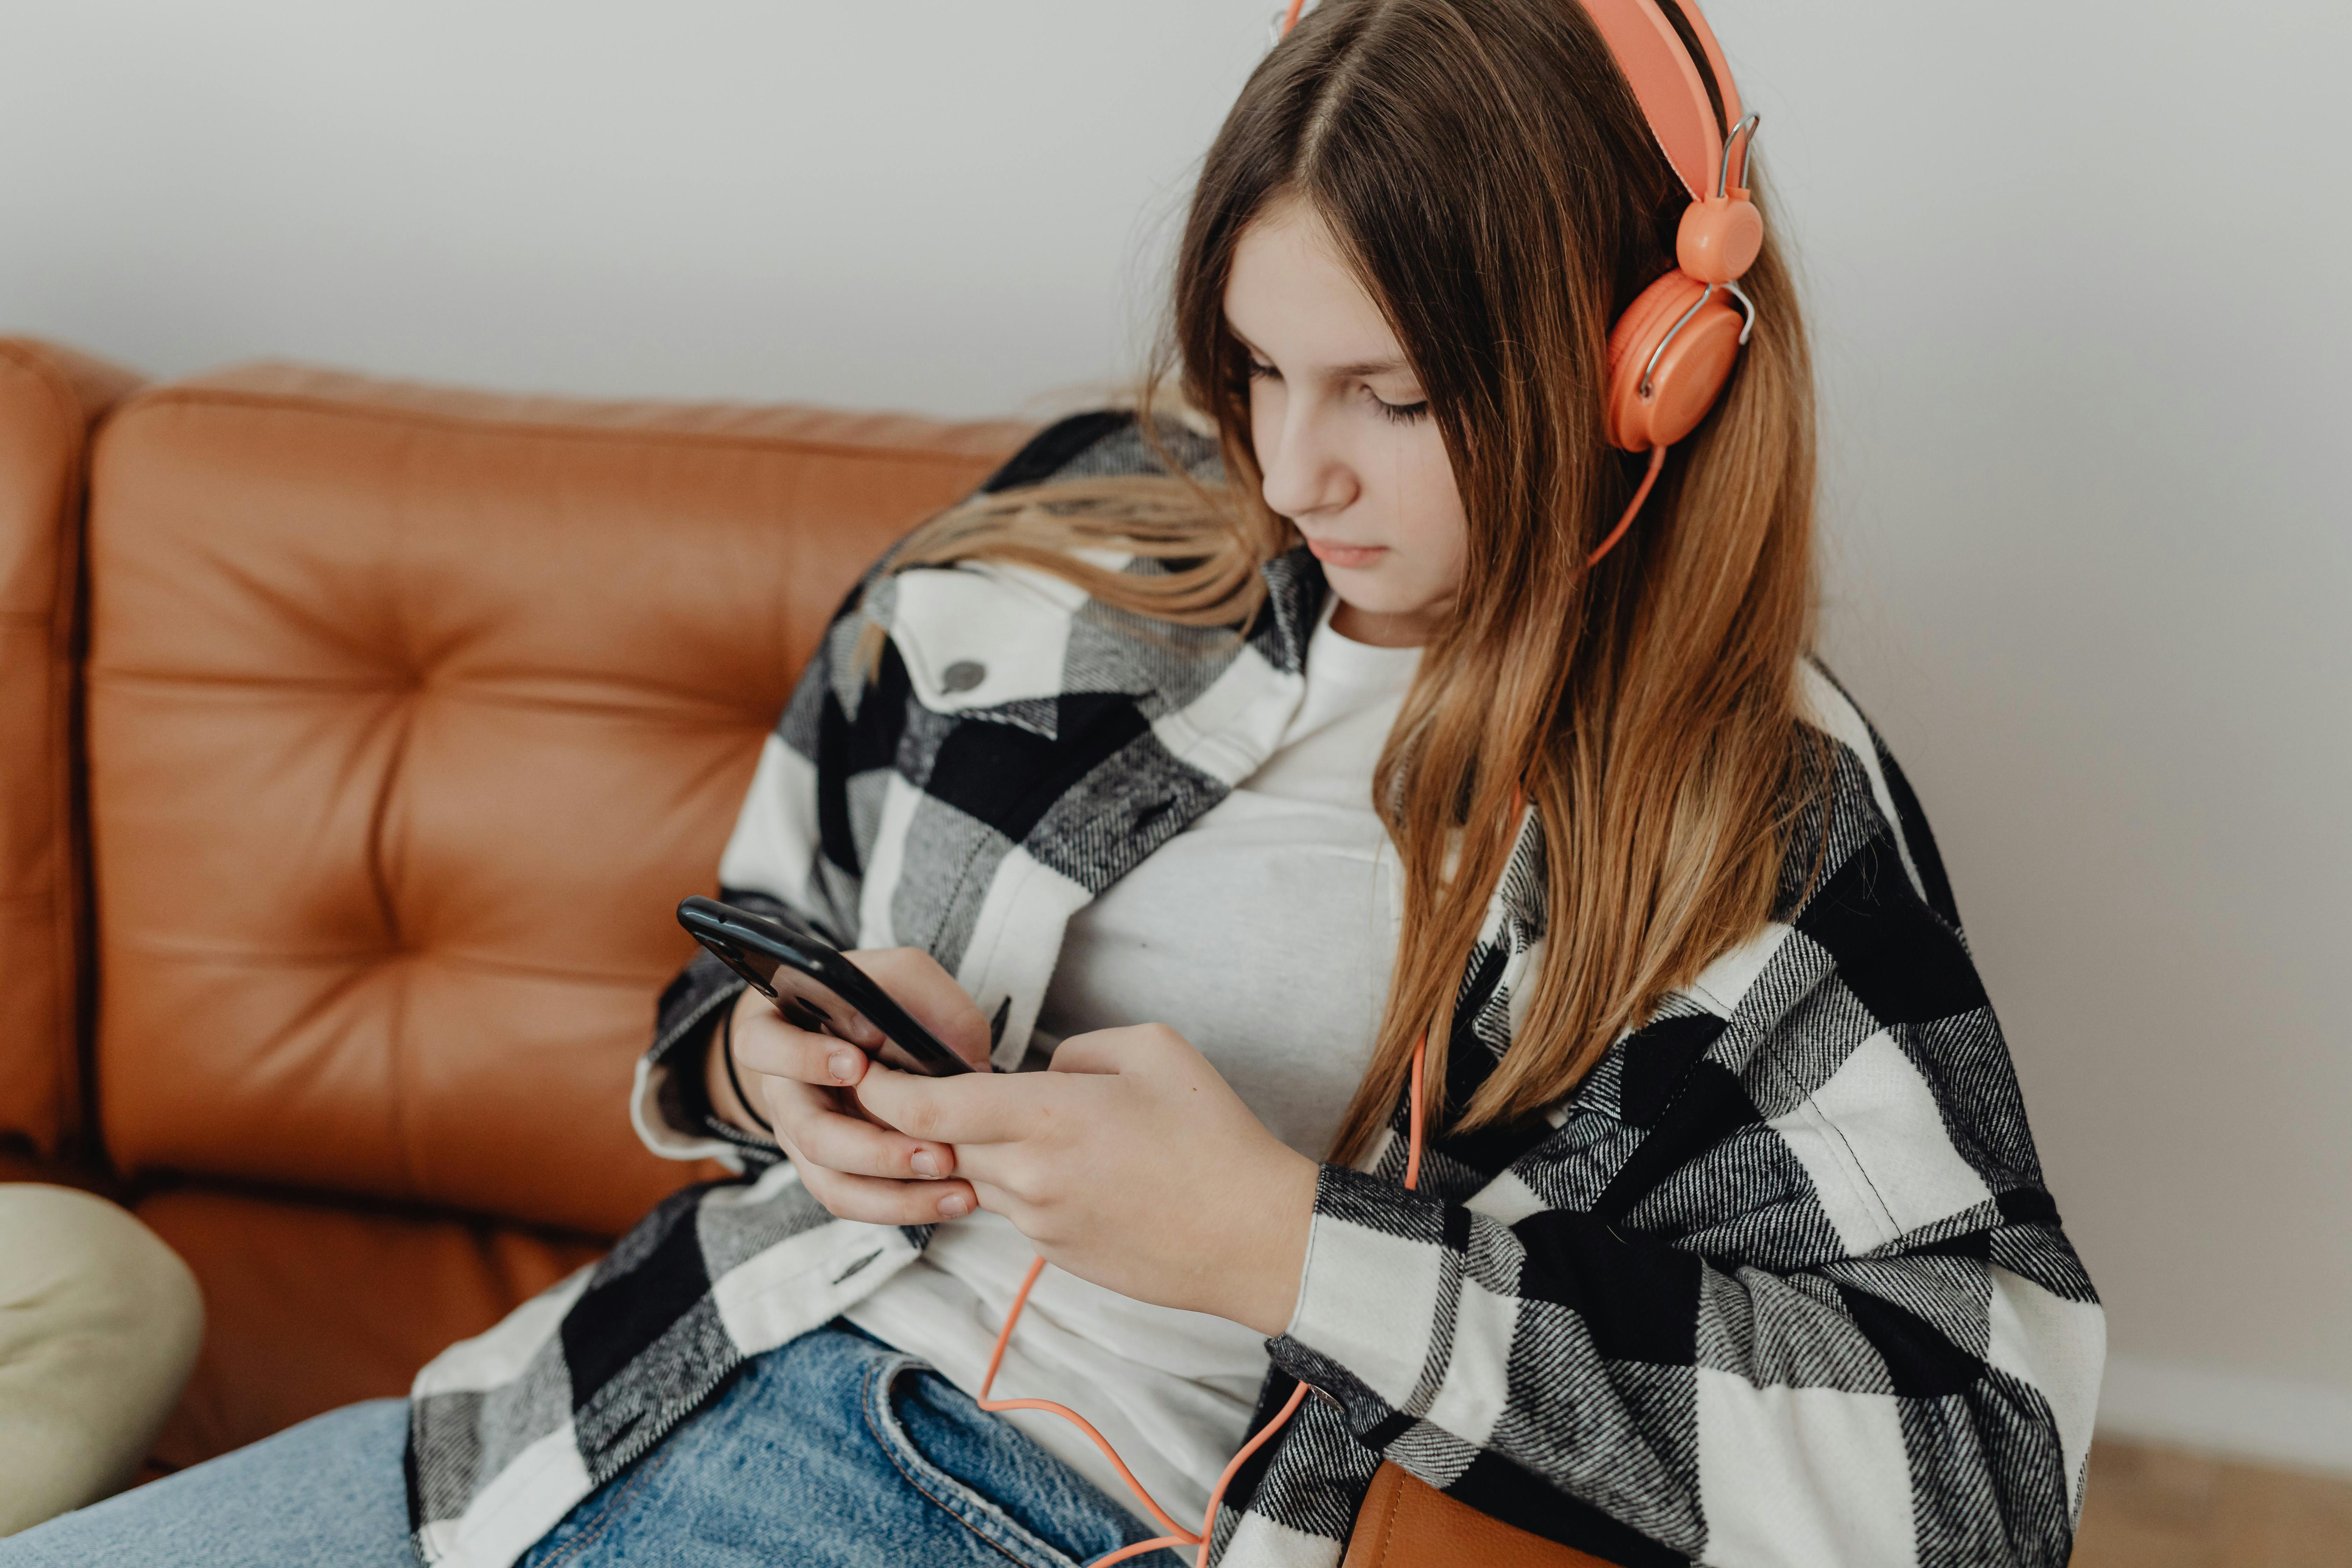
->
xmin=1226 ymin=1149 xmax=1321 ymax=1337
xmin=703 ymin=988 xmax=769 ymax=1136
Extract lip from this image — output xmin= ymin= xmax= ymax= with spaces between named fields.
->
xmin=1303 ymin=536 xmax=1389 ymax=569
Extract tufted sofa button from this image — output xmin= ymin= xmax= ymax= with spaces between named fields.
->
xmin=81 ymin=363 xmax=1033 ymax=1236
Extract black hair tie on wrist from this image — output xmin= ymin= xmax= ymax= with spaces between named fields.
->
xmin=720 ymin=998 xmax=776 ymax=1136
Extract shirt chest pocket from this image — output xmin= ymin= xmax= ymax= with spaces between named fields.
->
xmin=886 ymin=565 xmax=1090 ymax=717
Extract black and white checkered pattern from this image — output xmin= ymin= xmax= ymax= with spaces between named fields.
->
xmin=406 ymin=415 xmax=2102 ymax=1568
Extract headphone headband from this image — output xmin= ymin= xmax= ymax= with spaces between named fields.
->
xmin=1574 ymin=0 xmax=1743 ymax=203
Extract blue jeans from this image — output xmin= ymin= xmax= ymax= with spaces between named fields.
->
xmin=0 ymin=1322 xmax=1186 ymax=1567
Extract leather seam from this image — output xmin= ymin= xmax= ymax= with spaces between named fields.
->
xmin=109 ymin=384 xmax=1027 ymax=469
xmin=82 ymin=669 xmax=786 ymax=728
xmin=95 ymin=939 xmax=672 ymax=987
xmin=1371 ymin=1469 xmax=1408 ymax=1566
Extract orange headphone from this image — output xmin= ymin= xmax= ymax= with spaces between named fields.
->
xmin=1279 ymin=0 xmax=1762 ymax=565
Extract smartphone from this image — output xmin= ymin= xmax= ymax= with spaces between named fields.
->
xmin=676 ymin=895 xmax=974 ymax=1077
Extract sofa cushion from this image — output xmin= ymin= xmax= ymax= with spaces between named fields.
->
xmin=0 ymin=340 xmax=142 ymax=1160
xmin=137 ymin=1185 xmax=604 ymax=1470
xmin=87 ymin=365 xmax=1028 ymax=1232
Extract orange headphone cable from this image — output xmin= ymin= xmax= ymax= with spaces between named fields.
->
xmin=1587 ymin=443 xmax=1668 ymax=568
xmin=978 ymin=1033 xmax=1432 ymax=1568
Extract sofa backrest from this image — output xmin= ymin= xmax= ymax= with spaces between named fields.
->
xmin=0 ymin=339 xmax=142 ymax=1160
xmin=84 ymin=364 xmax=1028 ymax=1233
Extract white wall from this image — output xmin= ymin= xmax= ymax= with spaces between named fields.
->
xmin=1721 ymin=0 xmax=2352 ymax=1473
xmin=0 ymin=0 xmax=1267 ymax=414
xmin=5 ymin=0 xmax=2347 ymax=1470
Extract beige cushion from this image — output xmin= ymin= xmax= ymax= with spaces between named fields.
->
xmin=0 ymin=1186 xmax=202 ymax=1536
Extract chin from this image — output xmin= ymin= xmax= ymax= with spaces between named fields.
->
xmin=1325 ymin=571 xmax=1422 ymax=617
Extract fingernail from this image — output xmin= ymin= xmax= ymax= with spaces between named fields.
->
xmin=938 ymin=1192 xmax=970 ymax=1219
xmin=828 ymin=1049 xmax=861 ymax=1083
xmin=911 ymin=1151 xmax=941 ymax=1178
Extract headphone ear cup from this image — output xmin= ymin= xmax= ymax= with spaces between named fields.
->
xmin=1604 ymin=270 xmax=1746 ymax=451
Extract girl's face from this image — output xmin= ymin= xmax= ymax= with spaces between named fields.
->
xmin=1224 ymin=194 xmax=1469 ymax=648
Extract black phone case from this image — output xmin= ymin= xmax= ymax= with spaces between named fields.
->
xmin=675 ymin=896 xmax=974 ymax=1076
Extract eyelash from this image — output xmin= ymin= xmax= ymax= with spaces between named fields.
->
xmin=1245 ymin=359 xmax=1431 ymax=425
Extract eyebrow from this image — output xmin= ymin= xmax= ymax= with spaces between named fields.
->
xmin=1231 ymin=331 xmax=1413 ymax=382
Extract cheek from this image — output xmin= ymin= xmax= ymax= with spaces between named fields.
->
xmin=1400 ymin=429 xmax=1469 ymax=587
xmin=1249 ymin=377 xmax=1285 ymax=469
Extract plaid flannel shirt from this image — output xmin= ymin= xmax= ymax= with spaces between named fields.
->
xmin=406 ymin=414 xmax=2102 ymax=1568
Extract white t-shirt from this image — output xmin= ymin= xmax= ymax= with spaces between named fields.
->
xmin=844 ymin=601 xmax=1420 ymax=1528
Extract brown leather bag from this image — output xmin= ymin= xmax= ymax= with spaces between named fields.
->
xmin=1343 ymin=1464 xmax=1614 ymax=1568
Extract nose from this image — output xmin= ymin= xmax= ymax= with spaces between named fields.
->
xmin=1258 ymin=400 xmax=1356 ymax=523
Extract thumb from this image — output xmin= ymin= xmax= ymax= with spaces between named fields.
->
xmin=844 ymin=947 xmax=994 ymax=1071
xmin=1048 ymin=1025 xmax=1162 ymax=1077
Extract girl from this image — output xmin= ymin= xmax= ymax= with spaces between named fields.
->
xmin=4 ymin=2 xmax=2102 ymax=1565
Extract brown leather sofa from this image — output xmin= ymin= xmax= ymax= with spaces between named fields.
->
xmin=0 ymin=336 xmax=1592 ymax=1567
xmin=0 ymin=335 xmax=1029 ymax=1466
xmin=0 ymin=340 xmax=138 ymax=1181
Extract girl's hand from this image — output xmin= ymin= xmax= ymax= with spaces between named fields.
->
xmin=853 ymin=1025 xmax=1321 ymax=1337
xmin=705 ymin=948 xmax=993 ymax=1226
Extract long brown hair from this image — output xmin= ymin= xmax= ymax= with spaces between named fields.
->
xmin=872 ymin=0 xmax=1818 ymax=1163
